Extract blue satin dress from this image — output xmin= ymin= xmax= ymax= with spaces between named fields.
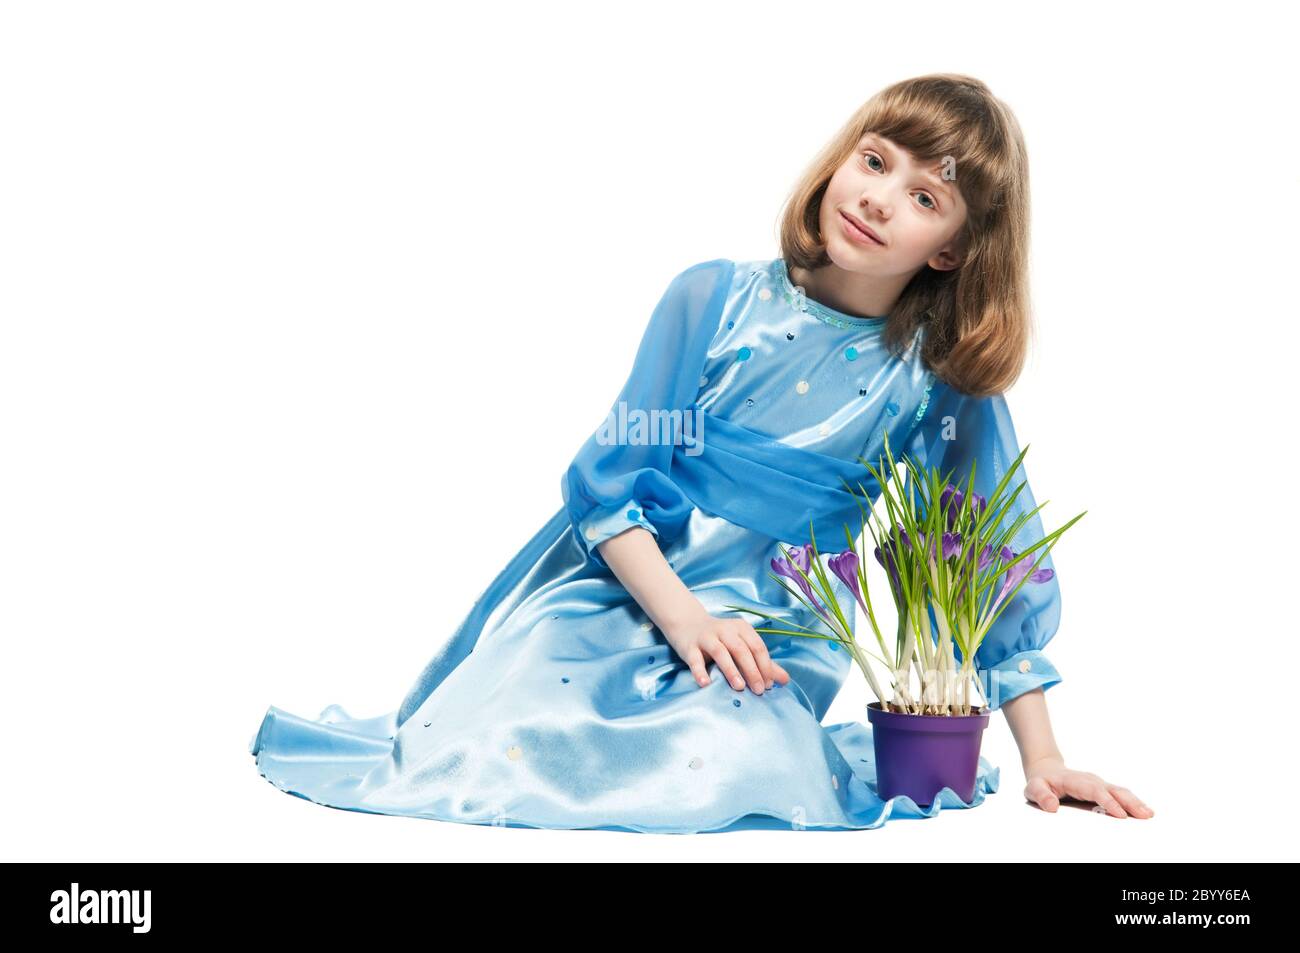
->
xmin=249 ymin=256 xmax=1064 ymax=833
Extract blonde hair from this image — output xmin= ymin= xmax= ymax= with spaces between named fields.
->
xmin=777 ymin=73 xmax=1033 ymax=397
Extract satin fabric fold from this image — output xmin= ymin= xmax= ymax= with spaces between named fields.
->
xmin=251 ymin=500 xmax=1002 ymax=833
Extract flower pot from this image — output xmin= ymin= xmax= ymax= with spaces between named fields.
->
xmin=865 ymin=701 xmax=990 ymax=806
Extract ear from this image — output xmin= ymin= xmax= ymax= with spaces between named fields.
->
xmin=928 ymin=228 xmax=968 ymax=273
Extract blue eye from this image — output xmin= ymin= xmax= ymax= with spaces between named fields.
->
xmin=863 ymin=150 xmax=940 ymax=210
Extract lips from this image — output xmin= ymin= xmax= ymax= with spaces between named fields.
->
xmin=840 ymin=210 xmax=884 ymax=245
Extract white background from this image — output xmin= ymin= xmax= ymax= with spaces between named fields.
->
xmin=3 ymin=0 xmax=1295 ymax=861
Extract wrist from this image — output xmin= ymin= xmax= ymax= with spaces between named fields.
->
xmin=655 ymin=598 xmax=708 ymax=639
xmin=1023 ymin=752 xmax=1065 ymax=776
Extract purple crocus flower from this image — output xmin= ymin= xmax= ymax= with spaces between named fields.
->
xmin=923 ymin=531 xmax=942 ymax=562
xmin=940 ymin=484 xmax=963 ymax=529
xmin=952 ymin=542 xmax=996 ymax=605
xmin=900 ymin=526 xmax=934 ymax=563
xmin=828 ymin=549 xmax=867 ymax=616
xmin=786 ymin=542 xmax=815 ymax=575
xmin=942 ymin=531 xmax=963 ymax=560
xmin=872 ymin=536 xmax=903 ymax=597
xmin=772 ymin=544 xmax=824 ymax=613
xmin=940 ymin=483 xmax=987 ymax=529
xmin=990 ymin=544 xmax=1055 ymax=611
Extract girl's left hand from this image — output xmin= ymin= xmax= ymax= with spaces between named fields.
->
xmin=1023 ymin=756 xmax=1154 ymax=818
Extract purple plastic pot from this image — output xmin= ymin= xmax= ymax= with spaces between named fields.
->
xmin=865 ymin=701 xmax=990 ymax=806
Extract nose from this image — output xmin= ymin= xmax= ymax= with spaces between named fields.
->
xmin=858 ymin=185 xmax=891 ymax=219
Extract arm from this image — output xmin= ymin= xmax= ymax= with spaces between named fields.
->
xmin=1001 ymin=687 xmax=1062 ymax=772
xmin=596 ymin=526 xmax=790 ymax=695
xmin=913 ymin=386 xmax=1153 ymax=818
xmin=559 ymin=260 xmax=785 ymax=695
xmin=1003 ymin=686 xmax=1155 ymax=819
xmin=595 ymin=528 xmax=703 ymax=638
xmin=561 ymin=260 xmax=729 ymax=570
xmin=906 ymin=381 xmax=1064 ymax=711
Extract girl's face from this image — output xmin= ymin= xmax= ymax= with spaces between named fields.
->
xmin=819 ymin=132 xmax=969 ymax=279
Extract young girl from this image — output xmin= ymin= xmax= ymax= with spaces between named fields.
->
xmin=250 ymin=73 xmax=1152 ymax=832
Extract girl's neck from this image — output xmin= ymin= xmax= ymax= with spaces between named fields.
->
xmin=788 ymin=262 xmax=910 ymax=319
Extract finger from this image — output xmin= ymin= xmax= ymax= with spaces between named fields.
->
xmin=719 ymin=630 xmax=765 ymax=693
xmin=1069 ymin=778 xmax=1127 ymax=818
xmin=1024 ymin=776 xmax=1059 ymax=812
xmin=705 ymin=642 xmax=746 ymax=692
xmin=1091 ymin=782 xmax=1128 ymax=818
xmin=1109 ymin=785 xmax=1154 ymax=819
xmin=773 ymin=661 xmax=792 ymax=684
xmin=686 ymin=648 xmax=711 ymax=688
xmin=735 ymin=622 xmax=777 ymax=689
xmin=736 ymin=622 xmax=775 ymax=688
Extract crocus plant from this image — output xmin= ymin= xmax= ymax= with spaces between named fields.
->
xmin=725 ymin=432 xmax=1085 ymax=717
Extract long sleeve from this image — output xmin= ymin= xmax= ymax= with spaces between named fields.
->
xmin=561 ymin=259 xmax=734 ymax=570
xmin=906 ymin=377 xmax=1063 ymax=710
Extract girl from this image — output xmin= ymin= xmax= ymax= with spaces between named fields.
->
xmin=250 ymin=73 xmax=1152 ymax=832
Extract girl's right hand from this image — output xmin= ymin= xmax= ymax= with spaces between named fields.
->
xmin=662 ymin=610 xmax=791 ymax=695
